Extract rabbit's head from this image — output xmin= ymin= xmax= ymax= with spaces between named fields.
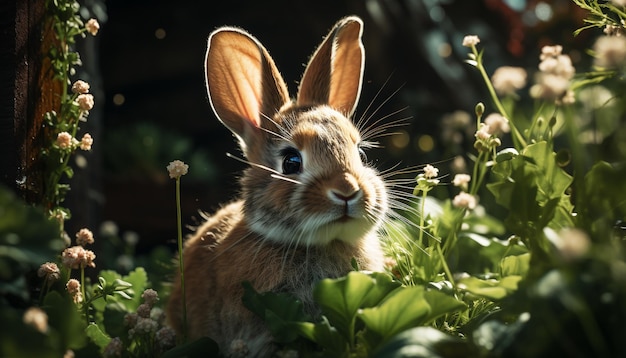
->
xmin=206 ymin=16 xmax=388 ymax=247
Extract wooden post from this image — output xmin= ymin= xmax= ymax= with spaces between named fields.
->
xmin=1 ymin=0 xmax=63 ymax=205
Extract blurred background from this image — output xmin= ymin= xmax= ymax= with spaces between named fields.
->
xmin=70 ymin=0 xmax=593 ymax=259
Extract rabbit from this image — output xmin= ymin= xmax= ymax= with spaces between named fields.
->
xmin=167 ymin=16 xmax=390 ymax=356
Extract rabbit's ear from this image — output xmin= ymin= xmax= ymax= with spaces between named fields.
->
xmin=297 ymin=16 xmax=364 ymax=116
xmin=205 ymin=27 xmax=290 ymax=149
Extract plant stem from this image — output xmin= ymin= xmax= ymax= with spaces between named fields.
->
xmin=175 ymin=177 xmax=188 ymax=342
xmin=436 ymin=243 xmax=455 ymax=288
xmin=472 ymin=46 xmax=527 ymax=149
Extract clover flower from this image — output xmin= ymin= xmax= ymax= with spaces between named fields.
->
xmin=76 ymin=228 xmax=94 ymax=246
xmin=76 ymin=94 xmax=94 ymax=111
xmin=423 ymin=164 xmax=439 ymax=179
xmin=66 ymin=279 xmax=83 ymax=304
xmin=38 ymin=262 xmax=61 ymax=282
xmin=62 ymin=245 xmax=96 ymax=269
xmin=85 ymin=18 xmax=100 ymax=36
xmin=462 ymin=35 xmax=480 ymax=47
xmin=592 ymin=35 xmax=626 ymax=69
xmin=79 ymin=133 xmax=93 ymax=151
xmin=530 ymin=44 xmax=575 ymax=103
xmin=491 ymin=66 xmax=527 ymax=96
xmin=71 ymin=80 xmax=90 ymax=94
xmin=56 ymin=132 xmax=74 ymax=149
xmin=23 ymin=307 xmax=48 ymax=333
xmin=604 ymin=24 xmax=625 ymax=37
xmin=452 ymin=174 xmax=471 ymax=191
xmin=167 ymin=160 xmax=189 ymax=179
xmin=483 ymin=113 xmax=510 ymax=135
xmin=452 ymin=192 xmax=477 ymax=210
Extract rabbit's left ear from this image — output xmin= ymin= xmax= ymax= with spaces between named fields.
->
xmin=296 ymin=16 xmax=365 ymax=117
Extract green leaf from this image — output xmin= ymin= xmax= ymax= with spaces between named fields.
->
xmin=457 ymin=276 xmax=521 ymax=301
xmin=85 ymin=323 xmax=110 ymax=350
xmin=314 ymin=272 xmax=401 ymax=341
xmin=293 ymin=318 xmax=348 ymax=355
xmin=42 ymin=291 xmax=87 ymax=350
xmin=242 ymin=282 xmax=310 ymax=343
xmin=358 ymin=286 xmax=431 ymax=344
xmin=423 ymin=290 xmax=467 ymax=324
xmin=500 ymin=253 xmax=530 ymax=277
xmin=373 ymin=326 xmax=476 ymax=358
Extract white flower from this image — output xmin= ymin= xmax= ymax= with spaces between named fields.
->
xmin=593 ymin=35 xmax=626 ymax=69
xmin=483 ymin=113 xmax=510 ymax=135
xmin=474 ymin=124 xmax=491 ymax=140
xmin=71 ymin=80 xmax=90 ymax=94
xmin=491 ymin=66 xmax=527 ymax=95
xmin=540 ymin=45 xmax=563 ymax=60
xmin=611 ymin=0 xmax=626 ymax=6
xmin=79 ymin=133 xmax=93 ymax=151
xmin=530 ymin=73 xmax=570 ymax=101
xmin=423 ymin=164 xmax=439 ymax=179
xmin=167 ymin=160 xmax=189 ymax=179
xmin=85 ymin=18 xmax=100 ymax=36
xmin=76 ymin=228 xmax=94 ymax=246
xmin=452 ymin=192 xmax=477 ymax=210
xmin=462 ymin=35 xmax=480 ymax=47
xmin=38 ymin=262 xmax=60 ymax=282
xmin=56 ymin=132 xmax=73 ymax=149
xmin=452 ymin=174 xmax=471 ymax=189
xmin=76 ymin=94 xmax=95 ymax=111
xmin=23 ymin=307 xmax=49 ymax=333
xmin=66 ymin=279 xmax=83 ymax=304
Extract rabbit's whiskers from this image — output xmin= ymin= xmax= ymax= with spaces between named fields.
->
xmin=225 ymin=152 xmax=303 ymax=185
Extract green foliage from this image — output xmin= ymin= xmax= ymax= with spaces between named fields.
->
xmin=244 ymin=272 xmax=467 ymax=356
xmin=0 ymin=185 xmax=65 ymax=305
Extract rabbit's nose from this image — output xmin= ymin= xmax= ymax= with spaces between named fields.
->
xmin=327 ymin=173 xmax=362 ymax=204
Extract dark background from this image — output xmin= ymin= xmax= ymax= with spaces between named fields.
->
xmin=71 ymin=0 xmax=590 ymax=255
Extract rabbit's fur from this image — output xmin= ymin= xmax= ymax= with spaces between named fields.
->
xmin=167 ymin=16 xmax=389 ymax=356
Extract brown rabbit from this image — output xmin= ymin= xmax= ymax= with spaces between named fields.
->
xmin=167 ymin=16 xmax=389 ymax=356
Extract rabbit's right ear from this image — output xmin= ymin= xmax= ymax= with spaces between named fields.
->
xmin=205 ymin=27 xmax=290 ymax=152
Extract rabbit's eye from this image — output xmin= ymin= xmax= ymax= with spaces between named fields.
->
xmin=281 ymin=148 xmax=302 ymax=175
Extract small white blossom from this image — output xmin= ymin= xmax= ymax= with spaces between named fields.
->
xmin=423 ymin=164 xmax=439 ymax=179
xmin=71 ymin=80 xmax=90 ymax=94
xmin=76 ymin=228 xmax=94 ymax=246
xmin=452 ymin=192 xmax=477 ymax=210
xmin=66 ymin=279 xmax=83 ymax=304
xmin=474 ymin=124 xmax=491 ymax=140
xmin=56 ymin=132 xmax=73 ymax=149
xmin=462 ymin=35 xmax=480 ymax=47
xmin=611 ymin=0 xmax=626 ymax=6
xmin=167 ymin=160 xmax=189 ymax=179
xmin=452 ymin=174 xmax=471 ymax=189
xmin=85 ymin=18 xmax=100 ymax=36
xmin=38 ymin=262 xmax=60 ymax=282
xmin=491 ymin=66 xmax=527 ymax=96
xmin=592 ymin=35 xmax=626 ymax=69
xmin=483 ymin=113 xmax=510 ymax=135
xmin=76 ymin=94 xmax=95 ymax=111
xmin=156 ymin=327 xmax=176 ymax=350
xmin=23 ymin=307 xmax=48 ymax=333
xmin=79 ymin=133 xmax=93 ymax=151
